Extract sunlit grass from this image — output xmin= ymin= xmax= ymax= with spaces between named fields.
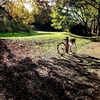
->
xmin=0 ymin=31 xmax=64 ymax=38
xmin=0 ymin=31 xmax=92 ymax=53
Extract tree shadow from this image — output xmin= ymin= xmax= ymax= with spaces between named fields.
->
xmin=0 ymin=39 xmax=15 ymax=63
xmin=0 ymin=57 xmax=38 ymax=100
xmin=67 ymin=54 xmax=100 ymax=67
xmin=0 ymin=55 xmax=100 ymax=100
xmin=88 ymin=37 xmax=100 ymax=42
xmin=1 ymin=56 xmax=66 ymax=100
xmin=36 ymin=55 xmax=100 ymax=100
xmin=0 ymin=39 xmax=100 ymax=100
xmin=66 ymin=33 xmax=100 ymax=42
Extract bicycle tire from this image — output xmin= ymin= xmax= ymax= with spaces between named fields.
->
xmin=57 ymin=42 xmax=66 ymax=56
xmin=70 ymin=43 xmax=77 ymax=54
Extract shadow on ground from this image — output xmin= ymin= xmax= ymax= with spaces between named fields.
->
xmin=0 ymin=40 xmax=100 ymax=100
xmin=64 ymin=33 xmax=100 ymax=42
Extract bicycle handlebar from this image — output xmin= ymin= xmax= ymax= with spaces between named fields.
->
xmin=64 ymin=38 xmax=76 ymax=43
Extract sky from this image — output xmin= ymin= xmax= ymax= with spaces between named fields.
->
xmin=24 ymin=3 xmax=33 ymax=12
xmin=24 ymin=0 xmax=53 ymax=12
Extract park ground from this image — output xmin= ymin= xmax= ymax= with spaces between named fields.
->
xmin=0 ymin=32 xmax=100 ymax=100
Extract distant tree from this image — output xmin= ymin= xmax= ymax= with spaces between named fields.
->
xmin=33 ymin=0 xmax=54 ymax=31
xmin=50 ymin=0 xmax=68 ymax=30
xmin=5 ymin=0 xmax=36 ymax=24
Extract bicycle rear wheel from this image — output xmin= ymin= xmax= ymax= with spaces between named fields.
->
xmin=70 ymin=43 xmax=77 ymax=54
xmin=57 ymin=42 xmax=66 ymax=56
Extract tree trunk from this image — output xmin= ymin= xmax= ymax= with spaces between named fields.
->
xmin=89 ymin=21 xmax=93 ymax=35
xmin=84 ymin=21 xmax=88 ymax=35
xmin=93 ymin=24 xmax=96 ymax=33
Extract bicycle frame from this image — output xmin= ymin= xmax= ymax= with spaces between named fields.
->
xmin=65 ymin=37 xmax=69 ymax=53
xmin=57 ymin=36 xmax=77 ymax=56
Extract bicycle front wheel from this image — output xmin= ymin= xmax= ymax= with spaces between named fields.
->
xmin=57 ymin=42 xmax=66 ymax=56
xmin=70 ymin=43 xmax=77 ymax=54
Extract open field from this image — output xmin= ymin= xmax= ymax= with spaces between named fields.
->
xmin=0 ymin=31 xmax=91 ymax=52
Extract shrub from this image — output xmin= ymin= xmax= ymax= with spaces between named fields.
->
xmin=11 ymin=21 xmax=34 ymax=32
xmin=0 ymin=17 xmax=12 ymax=32
xmin=69 ymin=23 xmax=90 ymax=36
xmin=0 ymin=17 xmax=34 ymax=32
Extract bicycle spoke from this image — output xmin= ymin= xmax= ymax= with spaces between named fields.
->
xmin=57 ymin=42 xmax=66 ymax=56
xmin=70 ymin=43 xmax=77 ymax=54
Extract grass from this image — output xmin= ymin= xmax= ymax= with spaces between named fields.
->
xmin=0 ymin=31 xmax=92 ymax=53
xmin=0 ymin=31 xmax=61 ymax=37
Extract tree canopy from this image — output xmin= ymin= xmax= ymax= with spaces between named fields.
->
xmin=50 ymin=0 xmax=99 ymax=35
xmin=0 ymin=0 xmax=100 ymax=35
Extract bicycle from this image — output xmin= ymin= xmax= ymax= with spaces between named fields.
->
xmin=57 ymin=37 xmax=77 ymax=56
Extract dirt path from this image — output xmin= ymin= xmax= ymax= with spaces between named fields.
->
xmin=78 ymin=42 xmax=100 ymax=58
xmin=78 ymin=42 xmax=100 ymax=78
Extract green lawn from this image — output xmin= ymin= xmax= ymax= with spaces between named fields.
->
xmin=0 ymin=31 xmax=91 ymax=52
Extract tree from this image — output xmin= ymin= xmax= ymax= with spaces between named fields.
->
xmin=0 ymin=0 xmax=36 ymax=32
xmin=0 ymin=0 xmax=9 ymax=6
xmin=71 ymin=0 xmax=99 ymax=35
xmin=50 ymin=0 xmax=68 ymax=30
xmin=50 ymin=0 xmax=99 ymax=35
xmin=34 ymin=0 xmax=51 ymax=24
xmin=33 ymin=0 xmax=54 ymax=31
xmin=0 ymin=0 xmax=40 ymax=32
xmin=6 ymin=1 xmax=35 ymax=24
